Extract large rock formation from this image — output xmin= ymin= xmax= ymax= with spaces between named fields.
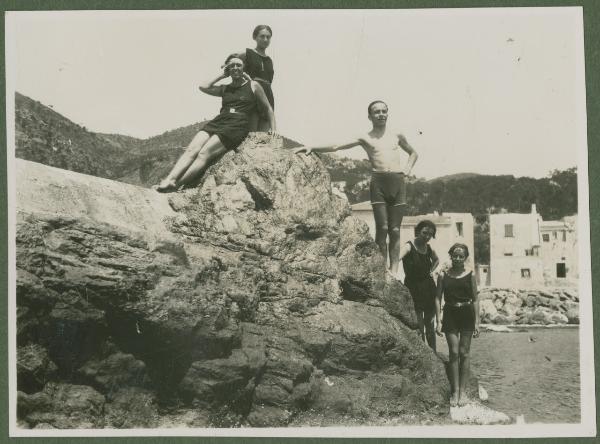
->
xmin=15 ymin=134 xmax=449 ymax=429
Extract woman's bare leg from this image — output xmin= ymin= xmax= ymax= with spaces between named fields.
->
xmin=445 ymin=332 xmax=460 ymax=406
xmin=156 ymin=131 xmax=210 ymax=191
xmin=458 ymin=331 xmax=473 ymax=406
xmin=424 ymin=308 xmax=436 ymax=351
xmin=177 ymin=134 xmax=228 ymax=187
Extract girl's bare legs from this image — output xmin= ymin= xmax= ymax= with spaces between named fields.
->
xmin=177 ymin=134 xmax=228 ymax=187
xmin=458 ymin=331 xmax=473 ymax=406
xmin=424 ymin=308 xmax=436 ymax=351
xmin=156 ymin=131 xmax=210 ymax=191
xmin=445 ymin=332 xmax=460 ymax=406
xmin=416 ymin=309 xmax=425 ymax=342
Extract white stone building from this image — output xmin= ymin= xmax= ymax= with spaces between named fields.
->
xmin=489 ymin=204 xmax=577 ymax=287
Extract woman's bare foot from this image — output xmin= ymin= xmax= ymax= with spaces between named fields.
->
xmin=458 ymin=394 xmax=470 ymax=406
xmin=450 ymin=392 xmax=459 ymax=407
xmin=154 ymin=178 xmax=177 ymax=193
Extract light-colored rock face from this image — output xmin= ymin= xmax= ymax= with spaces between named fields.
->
xmin=15 ymin=135 xmax=447 ymax=429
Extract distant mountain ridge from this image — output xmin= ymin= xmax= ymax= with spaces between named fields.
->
xmin=14 ymin=92 xmax=577 ymax=222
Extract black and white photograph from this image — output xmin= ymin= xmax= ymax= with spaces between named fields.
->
xmin=5 ymin=7 xmax=595 ymax=438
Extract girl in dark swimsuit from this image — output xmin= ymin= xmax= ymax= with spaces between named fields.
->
xmin=155 ymin=54 xmax=275 ymax=193
xmin=435 ymin=243 xmax=480 ymax=407
xmin=399 ymin=220 xmax=439 ymax=350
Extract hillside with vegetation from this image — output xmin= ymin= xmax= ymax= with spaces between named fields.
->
xmin=14 ymin=92 xmax=577 ymax=265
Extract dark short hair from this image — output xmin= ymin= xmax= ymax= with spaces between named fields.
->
xmin=414 ymin=220 xmax=437 ymax=238
xmin=367 ymin=100 xmax=388 ymax=115
xmin=448 ymin=243 xmax=469 ymax=258
xmin=253 ymin=25 xmax=273 ymax=38
xmin=224 ymin=53 xmax=245 ymax=66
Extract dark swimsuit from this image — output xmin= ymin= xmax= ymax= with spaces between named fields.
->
xmin=370 ymin=172 xmax=407 ymax=206
xmin=202 ymin=81 xmax=257 ymax=151
xmin=441 ymin=271 xmax=476 ymax=332
xmin=403 ymin=241 xmax=436 ymax=312
xmin=244 ymin=48 xmax=274 ymax=112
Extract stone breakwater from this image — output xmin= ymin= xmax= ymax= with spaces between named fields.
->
xmin=478 ymin=287 xmax=579 ymax=325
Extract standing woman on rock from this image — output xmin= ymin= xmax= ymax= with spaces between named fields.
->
xmin=155 ymin=54 xmax=275 ymax=192
xmin=399 ymin=220 xmax=439 ymax=351
xmin=435 ymin=243 xmax=480 ymax=407
xmin=230 ymin=25 xmax=276 ymax=131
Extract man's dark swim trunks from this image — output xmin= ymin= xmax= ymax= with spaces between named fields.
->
xmin=370 ymin=172 xmax=407 ymax=206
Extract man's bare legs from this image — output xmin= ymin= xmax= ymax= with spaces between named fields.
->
xmin=372 ymin=203 xmax=390 ymax=267
xmin=446 ymin=332 xmax=460 ymax=406
xmin=373 ymin=203 xmax=404 ymax=277
xmin=387 ymin=204 xmax=405 ymax=276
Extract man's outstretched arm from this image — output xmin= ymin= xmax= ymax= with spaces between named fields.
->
xmin=294 ymin=140 xmax=362 ymax=155
xmin=397 ymin=134 xmax=418 ymax=175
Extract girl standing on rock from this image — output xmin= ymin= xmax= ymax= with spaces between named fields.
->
xmin=435 ymin=243 xmax=480 ymax=407
xmin=228 ymin=25 xmax=276 ymax=131
xmin=399 ymin=220 xmax=439 ymax=351
xmin=155 ymin=54 xmax=275 ymax=193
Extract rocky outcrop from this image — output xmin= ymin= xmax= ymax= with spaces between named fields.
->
xmin=15 ymin=134 xmax=449 ymax=429
xmin=479 ymin=287 xmax=579 ymax=325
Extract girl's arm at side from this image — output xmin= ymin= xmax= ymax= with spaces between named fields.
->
xmin=430 ymin=248 xmax=440 ymax=273
xmin=471 ymin=271 xmax=480 ymax=336
xmin=435 ymin=273 xmax=444 ymax=336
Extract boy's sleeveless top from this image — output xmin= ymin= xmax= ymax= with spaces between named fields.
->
xmin=402 ymin=241 xmax=434 ymax=285
xmin=220 ymin=81 xmax=256 ymax=116
xmin=442 ymin=271 xmax=474 ymax=305
xmin=245 ymin=48 xmax=274 ymax=83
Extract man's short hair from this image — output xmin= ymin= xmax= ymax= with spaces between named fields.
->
xmin=367 ymin=100 xmax=388 ymax=115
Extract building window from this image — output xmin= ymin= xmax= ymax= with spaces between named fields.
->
xmin=562 ymin=231 xmax=567 ymax=242
xmin=556 ymin=263 xmax=566 ymax=278
xmin=504 ymin=252 xmax=513 ymax=256
xmin=504 ymin=224 xmax=514 ymax=237
xmin=542 ymin=233 xmax=550 ymax=242
xmin=553 ymin=231 xmax=558 ymax=239
xmin=456 ymin=222 xmax=463 ymax=237
xmin=521 ymin=268 xmax=531 ymax=278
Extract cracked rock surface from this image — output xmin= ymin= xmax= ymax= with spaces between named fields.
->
xmin=16 ymin=134 xmax=449 ymax=428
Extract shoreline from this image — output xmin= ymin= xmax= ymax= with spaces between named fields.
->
xmin=481 ymin=323 xmax=579 ymax=331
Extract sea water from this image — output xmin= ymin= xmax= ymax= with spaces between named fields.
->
xmin=438 ymin=327 xmax=580 ymax=423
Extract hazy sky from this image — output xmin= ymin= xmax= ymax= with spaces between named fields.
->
xmin=6 ymin=8 xmax=585 ymax=179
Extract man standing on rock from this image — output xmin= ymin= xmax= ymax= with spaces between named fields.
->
xmin=294 ymin=101 xmax=418 ymax=278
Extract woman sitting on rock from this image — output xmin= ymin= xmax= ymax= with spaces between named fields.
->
xmin=155 ymin=54 xmax=276 ymax=193
xmin=435 ymin=243 xmax=480 ymax=407
xmin=399 ymin=220 xmax=439 ymax=351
